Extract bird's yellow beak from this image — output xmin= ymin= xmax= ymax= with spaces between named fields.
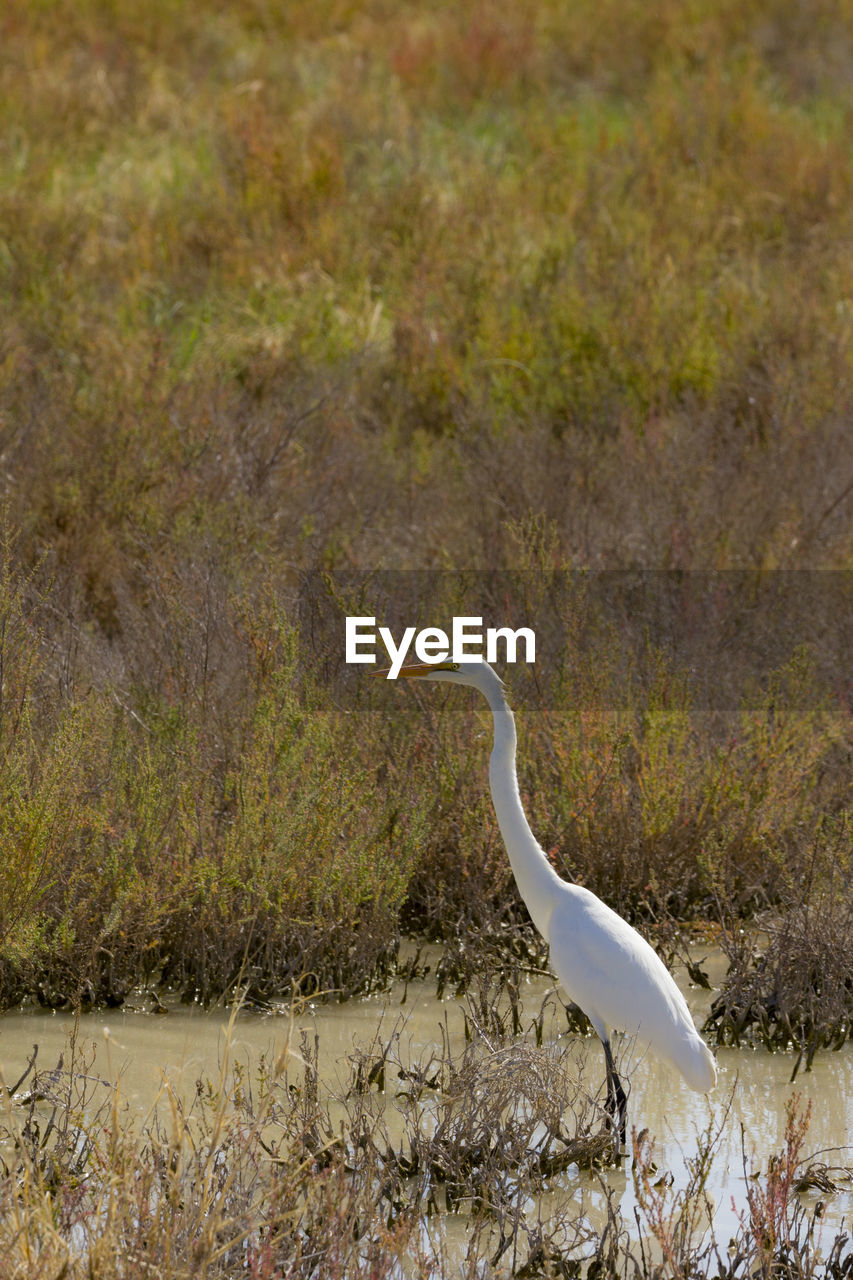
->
xmin=371 ymin=662 xmax=452 ymax=679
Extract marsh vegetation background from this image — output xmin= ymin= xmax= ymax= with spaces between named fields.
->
xmin=0 ymin=1 xmax=852 ymax=1272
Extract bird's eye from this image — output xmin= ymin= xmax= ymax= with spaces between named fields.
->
xmin=450 ymin=662 xmax=460 ymax=670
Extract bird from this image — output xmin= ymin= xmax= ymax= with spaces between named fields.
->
xmin=373 ymin=658 xmax=717 ymax=1149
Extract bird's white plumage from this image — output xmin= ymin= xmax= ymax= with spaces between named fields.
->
xmin=381 ymin=658 xmax=716 ymax=1129
xmin=547 ymin=886 xmax=716 ymax=1092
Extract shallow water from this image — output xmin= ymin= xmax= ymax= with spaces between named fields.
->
xmin=1 ymin=951 xmax=851 ymax=1247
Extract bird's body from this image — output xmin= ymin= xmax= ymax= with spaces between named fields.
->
xmin=375 ymin=658 xmax=716 ymax=1144
xmin=547 ymin=887 xmax=716 ymax=1093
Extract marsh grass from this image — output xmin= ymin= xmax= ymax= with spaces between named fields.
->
xmin=0 ymin=540 xmax=849 ymax=1022
xmin=0 ymin=995 xmax=851 ymax=1279
xmin=704 ymin=871 xmax=853 ymax=1068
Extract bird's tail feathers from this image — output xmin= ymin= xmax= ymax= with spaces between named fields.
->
xmin=675 ymin=1032 xmax=717 ymax=1093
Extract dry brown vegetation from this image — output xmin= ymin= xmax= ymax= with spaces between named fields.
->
xmin=1 ymin=993 xmax=850 ymax=1279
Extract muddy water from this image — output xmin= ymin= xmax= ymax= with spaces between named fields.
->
xmin=1 ymin=951 xmax=851 ymax=1244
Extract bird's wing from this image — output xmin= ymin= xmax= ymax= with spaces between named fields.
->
xmin=547 ymin=887 xmax=690 ymax=1043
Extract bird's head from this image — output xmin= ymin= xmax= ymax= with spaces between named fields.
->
xmin=371 ymin=658 xmax=505 ymax=699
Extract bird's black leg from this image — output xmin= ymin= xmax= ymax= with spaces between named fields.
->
xmin=602 ymin=1037 xmax=627 ymax=1151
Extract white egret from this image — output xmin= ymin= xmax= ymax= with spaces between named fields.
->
xmin=374 ymin=658 xmax=716 ymax=1147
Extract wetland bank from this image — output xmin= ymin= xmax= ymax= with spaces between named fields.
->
xmin=2 ymin=0 xmax=853 ymax=1273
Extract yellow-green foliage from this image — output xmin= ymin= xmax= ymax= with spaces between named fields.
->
xmin=517 ymin=687 xmax=846 ymax=921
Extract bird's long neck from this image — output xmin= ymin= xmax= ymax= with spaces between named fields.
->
xmin=483 ymin=684 xmax=562 ymax=939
